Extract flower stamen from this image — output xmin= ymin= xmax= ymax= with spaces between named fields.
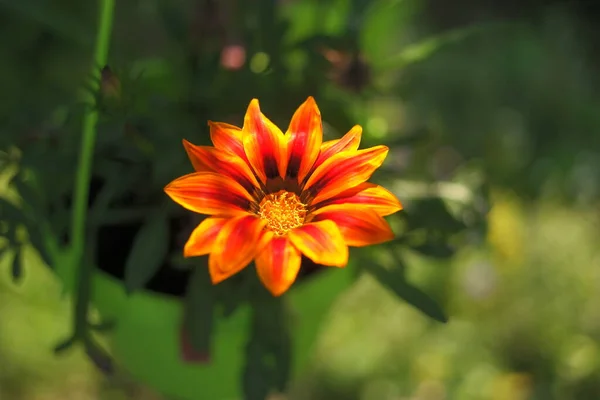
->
xmin=258 ymin=190 xmax=307 ymax=236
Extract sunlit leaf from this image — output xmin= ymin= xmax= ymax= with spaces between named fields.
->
xmin=368 ymin=264 xmax=448 ymax=323
xmin=123 ymin=212 xmax=169 ymax=293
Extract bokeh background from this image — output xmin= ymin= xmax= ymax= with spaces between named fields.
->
xmin=2 ymin=0 xmax=600 ymax=399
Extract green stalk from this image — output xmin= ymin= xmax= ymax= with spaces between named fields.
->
xmin=70 ymin=0 xmax=115 ymax=335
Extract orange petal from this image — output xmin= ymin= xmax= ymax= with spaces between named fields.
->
xmin=182 ymin=139 xmax=260 ymax=192
xmin=304 ymin=145 xmax=389 ymax=204
xmin=312 ymin=125 xmax=362 ymax=173
xmin=314 ymin=182 xmax=402 ymax=216
xmin=184 ymin=217 xmax=227 ymax=257
xmin=285 ymin=96 xmax=322 ymax=183
xmin=209 ymin=121 xmax=246 ymax=161
xmin=288 ymin=220 xmax=348 ymax=267
xmin=242 ymin=99 xmax=288 ymax=183
xmin=208 ymin=215 xmax=267 ymax=284
xmin=255 ymin=236 xmax=302 ymax=296
xmin=164 ymin=172 xmax=254 ymax=216
xmin=182 ymin=139 xmax=212 ymax=172
xmin=312 ymin=205 xmax=395 ymax=247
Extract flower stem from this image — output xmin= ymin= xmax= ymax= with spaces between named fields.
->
xmin=70 ymin=0 xmax=115 ymax=335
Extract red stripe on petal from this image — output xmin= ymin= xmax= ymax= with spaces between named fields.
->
xmin=314 ymin=182 xmax=402 ymax=216
xmin=288 ymin=220 xmax=348 ymax=267
xmin=242 ymin=99 xmax=288 ymax=183
xmin=182 ymin=139 xmax=260 ymax=192
xmin=255 ymin=236 xmax=301 ymax=296
xmin=209 ymin=121 xmax=247 ymax=161
xmin=304 ymin=145 xmax=388 ymax=205
xmin=312 ymin=205 xmax=395 ymax=247
xmin=164 ymin=172 xmax=254 ymax=216
xmin=184 ymin=217 xmax=228 ymax=257
xmin=208 ymin=215 xmax=267 ymax=284
xmin=311 ymin=125 xmax=362 ymax=173
xmin=285 ymin=96 xmax=323 ymax=183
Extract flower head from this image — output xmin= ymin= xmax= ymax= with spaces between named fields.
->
xmin=165 ymin=97 xmax=402 ymax=296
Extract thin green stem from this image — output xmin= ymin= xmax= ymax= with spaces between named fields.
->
xmin=70 ymin=0 xmax=115 ymax=335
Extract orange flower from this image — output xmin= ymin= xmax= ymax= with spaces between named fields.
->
xmin=165 ymin=97 xmax=402 ymax=296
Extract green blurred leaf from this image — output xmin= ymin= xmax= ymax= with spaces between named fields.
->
xmin=11 ymin=246 xmax=22 ymax=282
xmin=0 ymin=0 xmax=92 ymax=47
xmin=368 ymin=264 xmax=448 ymax=323
xmin=88 ymin=319 xmax=117 ymax=333
xmin=123 ymin=211 xmax=169 ymax=293
xmin=384 ymin=128 xmax=430 ymax=147
xmin=53 ymin=335 xmax=77 ymax=355
xmin=404 ymin=197 xmax=466 ymax=234
xmin=409 ymin=241 xmax=455 ymax=259
xmin=243 ymin=295 xmax=292 ymax=399
xmin=243 ymin=340 xmax=273 ymax=400
xmin=84 ymin=338 xmax=114 ymax=375
xmin=360 ymin=0 xmax=422 ymax=64
xmin=0 ymin=197 xmax=26 ymax=226
xmin=378 ymin=23 xmax=507 ymax=70
xmin=3 ymin=174 xmax=55 ymax=266
xmin=184 ymin=264 xmax=214 ymax=358
xmin=157 ymin=0 xmax=188 ymax=44
xmin=11 ymin=173 xmax=41 ymax=209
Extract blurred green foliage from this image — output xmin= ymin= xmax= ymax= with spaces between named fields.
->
xmin=1 ymin=0 xmax=600 ymax=399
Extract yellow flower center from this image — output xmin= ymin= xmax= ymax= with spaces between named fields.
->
xmin=258 ymin=190 xmax=307 ymax=236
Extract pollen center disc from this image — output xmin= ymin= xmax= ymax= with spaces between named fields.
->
xmin=258 ymin=190 xmax=307 ymax=236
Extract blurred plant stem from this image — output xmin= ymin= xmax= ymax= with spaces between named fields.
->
xmin=64 ymin=0 xmax=115 ymax=366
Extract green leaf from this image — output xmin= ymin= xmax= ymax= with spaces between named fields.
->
xmin=243 ymin=295 xmax=292 ymax=399
xmin=377 ymin=23 xmax=495 ymax=70
xmin=243 ymin=340 xmax=273 ymax=400
xmin=0 ymin=197 xmax=26 ymax=227
xmin=27 ymin=227 xmax=53 ymax=267
xmin=409 ymin=241 xmax=456 ymax=259
xmin=11 ymin=172 xmax=43 ymax=211
xmin=84 ymin=338 xmax=114 ymax=375
xmin=157 ymin=0 xmax=187 ymax=44
xmin=184 ymin=263 xmax=214 ymax=358
xmin=384 ymin=128 xmax=430 ymax=147
xmin=123 ymin=212 xmax=170 ymax=293
xmin=88 ymin=319 xmax=117 ymax=333
xmin=0 ymin=189 xmax=54 ymax=267
xmin=368 ymin=264 xmax=448 ymax=323
xmin=53 ymin=335 xmax=77 ymax=354
xmin=11 ymin=246 xmax=22 ymax=282
xmin=404 ymin=197 xmax=466 ymax=234
xmin=360 ymin=0 xmax=423 ymax=64
xmin=0 ymin=0 xmax=92 ymax=47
